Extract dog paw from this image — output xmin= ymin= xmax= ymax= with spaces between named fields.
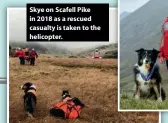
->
xmin=157 ymin=97 xmax=162 ymax=103
xmin=135 ymin=95 xmax=140 ymax=100
xmin=26 ymin=112 xmax=34 ymax=118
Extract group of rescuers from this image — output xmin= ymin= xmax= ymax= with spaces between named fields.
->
xmin=14 ymin=48 xmax=38 ymax=65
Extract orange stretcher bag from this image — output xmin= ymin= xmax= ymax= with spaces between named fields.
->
xmin=50 ymin=97 xmax=84 ymax=119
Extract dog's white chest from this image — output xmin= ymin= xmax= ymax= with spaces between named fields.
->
xmin=30 ymin=84 xmax=36 ymax=90
xmin=136 ymin=74 xmax=151 ymax=93
xmin=138 ymin=64 xmax=149 ymax=76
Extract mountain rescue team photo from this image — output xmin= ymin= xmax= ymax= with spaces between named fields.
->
xmin=9 ymin=44 xmax=115 ymax=121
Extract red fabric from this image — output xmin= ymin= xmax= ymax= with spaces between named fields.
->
xmin=18 ymin=50 xmax=25 ymax=58
xmin=160 ymin=18 xmax=168 ymax=60
xmin=163 ymin=32 xmax=168 ymax=59
xmin=13 ymin=50 xmax=19 ymax=57
xmin=30 ymin=50 xmax=38 ymax=58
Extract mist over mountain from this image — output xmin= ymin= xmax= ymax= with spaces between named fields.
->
xmin=9 ymin=41 xmax=70 ymax=56
xmin=77 ymin=43 xmax=117 ymax=58
xmin=9 ymin=41 xmax=117 ymax=58
xmin=120 ymin=0 xmax=168 ymax=85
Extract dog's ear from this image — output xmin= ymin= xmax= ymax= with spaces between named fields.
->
xmin=20 ymin=85 xmax=23 ymax=89
xmin=135 ymin=48 xmax=144 ymax=53
xmin=152 ymin=48 xmax=160 ymax=55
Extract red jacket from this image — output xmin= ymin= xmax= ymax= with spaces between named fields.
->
xmin=13 ymin=50 xmax=19 ymax=57
xmin=30 ymin=50 xmax=38 ymax=58
xmin=18 ymin=50 xmax=25 ymax=58
xmin=160 ymin=17 xmax=168 ymax=60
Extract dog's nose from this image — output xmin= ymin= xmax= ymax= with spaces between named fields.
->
xmin=146 ymin=60 xmax=149 ymax=63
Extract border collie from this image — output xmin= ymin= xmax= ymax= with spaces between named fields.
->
xmin=133 ymin=48 xmax=166 ymax=102
xmin=20 ymin=82 xmax=37 ymax=118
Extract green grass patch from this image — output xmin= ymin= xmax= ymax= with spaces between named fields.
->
xmin=120 ymin=93 xmax=168 ymax=110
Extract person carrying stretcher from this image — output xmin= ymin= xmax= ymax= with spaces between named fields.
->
xmin=29 ymin=48 xmax=38 ymax=66
xmin=18 ymin=48 xmax=25 ymax=65
xmin=24 ymin=48 xmax=30 ymax=63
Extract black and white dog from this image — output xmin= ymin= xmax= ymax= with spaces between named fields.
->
xmin=134 ymin=48 xmax=166 ymax=102
xmin=20 ymin=82 xmax=37 ymax=118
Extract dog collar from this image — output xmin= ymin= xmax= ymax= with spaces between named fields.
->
xmin=136 ymin=73 xmax=151 ymax=85
xmin=139 ymin=63 xmax=157 ymax=81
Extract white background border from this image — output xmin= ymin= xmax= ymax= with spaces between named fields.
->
xmin=7 ymin=8 xmax=9 ymax=123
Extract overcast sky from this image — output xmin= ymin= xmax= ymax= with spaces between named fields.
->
xmin=8 ymin=8 xmax=117 ymax=50
xmin=120 ymin=0 xmax=150 ymax=13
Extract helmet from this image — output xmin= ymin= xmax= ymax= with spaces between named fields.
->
xmin=32 ymin=48 xmax=35 ymax=51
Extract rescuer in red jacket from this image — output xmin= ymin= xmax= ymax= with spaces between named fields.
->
xmin=13 ymin=50 xmax=19 ymax=57
xmin=29 ymin=48 xmax=38 ymax=66
xmin=18 ymin=48 xmax=25 ymax=65
xmin=160 ymin=17 xmax=168 ymax=69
